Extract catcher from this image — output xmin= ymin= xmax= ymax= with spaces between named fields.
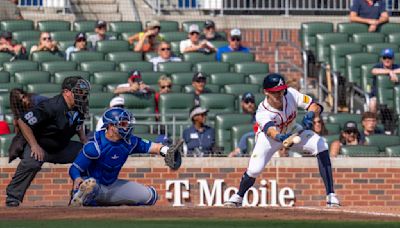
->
xmin=69 ymin=107 xmax=182 ymax=206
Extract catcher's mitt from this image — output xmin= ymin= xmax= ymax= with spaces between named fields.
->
xmin=164 ymin=139 xmax=184 ymax=170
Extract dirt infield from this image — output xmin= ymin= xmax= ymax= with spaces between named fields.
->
xmin=1 ymin=206 xmax=400 ymax=222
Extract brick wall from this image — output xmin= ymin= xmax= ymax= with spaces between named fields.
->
xmin=1 ymin=157 xmax=399 ymax=207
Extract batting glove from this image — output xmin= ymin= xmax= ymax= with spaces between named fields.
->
xmin=302 ymin=111 xmax=315 ymax=130
xmin=274 ymin=133 xmax=292 ymax=142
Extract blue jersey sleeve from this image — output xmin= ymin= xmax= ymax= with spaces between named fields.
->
xmin=130 ymin=137 xmax=152 ymax=154
xmin=69 ymin=141 xmax=100 ymax=180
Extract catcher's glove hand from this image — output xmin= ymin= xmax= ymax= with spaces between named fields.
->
xmin=164 ymin=139 xmax=184 ymax=170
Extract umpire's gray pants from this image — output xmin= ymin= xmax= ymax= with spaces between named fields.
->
xmin=6 ymin=141 xmax=83 ymax=203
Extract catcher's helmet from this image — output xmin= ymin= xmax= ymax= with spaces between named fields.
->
xmin=263 ymin=73 xmax=288 ymax=92
xmin=102 ymin=107 xmax=135 ymax=143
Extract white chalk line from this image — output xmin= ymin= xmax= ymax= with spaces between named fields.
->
xmin=296 ymin=206 xmax=400 ymax=218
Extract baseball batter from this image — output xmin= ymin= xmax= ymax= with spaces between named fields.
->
xmin=224 ymin=73 xmax=340 ymax=207
xmin=69 ymin=107 xmax=177 ymax=206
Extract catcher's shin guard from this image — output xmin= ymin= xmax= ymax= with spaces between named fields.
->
xmin=69 ymin=178 xmax=97 ymax=207
xmin=146 ymin=186 xmax=158 ymax=205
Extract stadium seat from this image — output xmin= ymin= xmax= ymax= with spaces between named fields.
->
xmin=159 ymin=32 xmax=188 ymax=42
xmin=340 ymin=145 xmax=380 ymax=157
xmin=316 ymin=33 xmax=348 ymax=64
xmin=109 ymin=21 xmax=142 ymax=34
xmin=234 ymin=62 xmax=269 ymax=75
xmin=0 ymin=20 xmax=34 ymax=32
xmin=365 ymin=135 xmax=400 ymax=151
xmin=12 ymin=30 xmax=41 ymax=43
xmin=31 ymin=51 xmax=64 ymax=63
xmin=247 ymin=74 xmax=265 ymax=85
xmin=120 ymin=32 xmax=136 ymax=42
xmin=336 ymin=22 xmax=368 ymax=38
xmin=183 ymin=52 xmax=216 ymax=63
xmin=105 ymin=52 xmax=143 ymax=63
xmin=231 ymin=124 xmax=253 ymax=150
xmin=3 ymin=60 xmax=38 ymax=76
xmin=377 ymin=23 xmax=400 ymax=35
xmin=92 ymin=71 xmax=128 ymax=86
xmin=385 ymin=145 xmax=400 ymax=157
xmin=141 ymin=71 xmax=165 ymax=84
xmin=89 ymin=84 xmax=104 ymax=92
xmin=223 ymin=84 xmax=260 ymax=95
xmin=330 ymin=43 xmax=363 ymax=73
xmin=96 ymin=40 xmax=130 ymax=53
xmin=352 ymin=33 xmax=385 ymax=46
xmin=159 ymin=93 xmax=194 ymax=122
xmin=221 ymin=52 xmax=255 ymax=64
xmin=215 ymin=113 xmax=253 ymax=153
xmin=70 ymin=51 xmax=104 ymax=63
xmin=210 ymin=73 xmax=245 ymax=86
xmin=182 ymin=21 xmax=205 ymax=32
xmin=26 ymin=84 xmax=61 ymax=93
xmin=360 ymin=63 xmax=375 ymax=93
xmin=158 ymin=62 xmax=192 ymax=74
xmin=387 ymin=33 xmax=400 ymax=46
xmin=300 ymin=22 xmax=334 ymax=54
xmin=0 ymin=83 xmax=22 ymax=93
xmin=0 ymin=52 xmax=13 ymax=66
xmin=246 ymin=136 xmax=255 ymax=154
xmin=324 ymin=123 xmax=341 ymax=135
xmin=170 ymin=41 xmax=181 ymax=55
xmin=194 ymin=62 xmax=230 ymax=74
xmin=50 ymin=31 xmax=78 ymax=42
xmin=394 ymin=85 xmax=400 ymax=115
xmin=199 ymin=93 xmax=236 ymax=119
xmin=366 ymin=43 xmax=398 ymax=55
xmin=119 ymin=93 xmax=155 ymax=121
xmin=327 ymin=113 xmax=362 ymax=129
xmin=53 ymin=71 xmax=90 ymax=83
xmin=0 ymin=134 xmax=15 ymax=157
xmin=80 ymin=61 xmax=115 ymax=74
xmin=118 ymin=61 xmax=153 ymax=72
xmin=144 ymin=52 xmax=158 ymax=61
xmin=73 ymin=20 xmax=97 ymax=32
xmin=89 ymin=92 xmax=115 ymax=114
xmin=345 ymin=53 xmax=379 ymax=85
xmin=57 ymin=41 xmax=75 ymax=52
xmin=0 ymin=93 xmax=11 ymax=114
xmin=210 ymin=41 xmax=229 ymax=49
xmin=15 ymin=71 xmax=50 ymax=85
xmin=151 ymin=20 xmax=179 ymax=32
xmin=170 ymin=72 xmax=195 ymax=85
xmin=183 ymin=85 xmax=220 ymax=93
xmin=376 ymin=75 xmax=395 ymax=108
xmin=37 ymin=20 xmax=71 ymax=32
xmin=0 ymin=72 xmax=10 ymax=83
xmin=41 ymin=61 xmax=77 ymax=75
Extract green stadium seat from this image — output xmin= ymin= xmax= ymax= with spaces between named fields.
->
xmin=248 ymin=74 xmax=265 ymax=85
xmin=340 ymin=145 xmax=380 ymax=157
xmin=234 ymin=62 xmax=269 ymax=75
xmin=0 ymin=20 xmax=34 ymax=32
xmin=37 ymin=20 xmax=71 ymax=32
xmin=109 ymin=21 xmax=142 ymax=34
xmin=53 ymin=71 xmax=90 ymax=83
xmin=89 ymin=92 xmax=115 ymax=114
xmin=118 ymin=61 xmax=153 ymax=72
xmin=70 ymin=51 xmax=104 ymax=63
xmin=366 ymin=43 xmax=398 ymax=55
xmin=221 ymin=52 xmax=255 ymax=64
xmin=73 ymin=20 xmax=97 ymax=32
xmin=171 ymin=72 xmax=194 ymax=85
xmin=365 ymin=135 xmax=400 ymax=151
xmin=105 ymin=51 xmax=143 ymax=63
xmin=361 ymin=63 xmax=375 ymax=94
xmin=322 ymin=134 xmax=339 ymax=147
xmin=3 ymin=60 xmax=38 ymax=76
xmin=0 ymin=134 xmax=15 ymax=157
xmin=210 ymin=41 xmax=229 ymax=49
xmin=159 ymin=93 xmax=194 ymax=122
xmin=0 ymin=72 xmax=10 ymax=83
xmin=223 ymin=84 xmax=260 ymax=95
xmin=89 ymin=84 xmax=104 ymax=92
xmin=159 ymin=32 xmax=188 ymax=42
xmin=92 ymin=71 xmax=128 ymax=86
xmin=14 ymin=71 xmax=50 ymax=85
xmin=200 ymin=93 xmax=235 ymax=119
xmin=141 ymin=71 xmax=165 ymax=84
xmin=385 ymin=145 xmax=400 ymax=157
xmin=12 ymin=30 xmax=40 ymax=43
xmin=152 ymin=20 xmax=179 ymax=32
xmin=182 ymin=21 xmax=205 ymax=32
xmin=324 ymin=123 xmax=341 ymax=135
xmin=336 ymin=22 xmax=369 ymax=38
xmin=210 ymin=73 xmax=245 ymax=86
xmin=215 ymin=113 xmax=253 ymax=153
xmin=50 ymin=31 xmax=78 ymax=42
xmin=246 ymin=136 xmax=255 ymax=154
xmin=0 ymin=93 xmax=10 ymax=114
xmin=330 ymin=43 xmax=363 ymax=73
xmin=345 ymin=53 xmax=379 ymax=84
xmin=80 ymin=61 xmax=115 ymax=74
xmin=143 ymin=52 xmax=157 ymax=61
xmin=119 ymin=93 xmax=155 ymax=121
xmin=394 ymin=85 xmax=400 ymax=115
xmin=0 ymin=52 xmax=13 ymax=66
xmin=300 ymin=22 xmax=334 ymax=54
xmin=96 ymin=40 xmax=130 ymax=53
xmin=194 ymin=62 xmax=230 ymax=74
xmin=0 ymin=83 xmax=22 ymax=94
xmin=183 ymin=84 xmax=220 ymax=93
xmin=231 ymin=124 xmax=253 ymax=150
xmin=135 ymin=133 xmax=159 ymax=142
xmin=26 ymin=83 xmax=60 ymax=93
xmin=170 ymin=41 xmax=180 ymax=55
xmin=120 ymin=32 xmax=136 ymax=41
xmin=21 ymin=40 xmax=37 ymax=56
xmin=41 ymin=61 xmax=77 ymax=74
xmin=377 ymin=23 xmax=400 ymax=35
xmin=316 ymin=33 xmax=348 ymax=64
xmin=376 ymin=75 xmax=395 ymax=108
xmin=158 ymin=62 xmax=192 ymax=74
xmin=57 ymin=40 xmax=75 ymax=52
xmin=327 ymin=113 xmax=362 ymax=129
xmin=387 ymin=33 xmax=400 ymax=46
xmin=352 ymin=33 xmax=385 ymax=46
xmin=30 ymin=51 xmax=64 ymax=63
xmin=183 ymin=52 xmax=216 ymax=63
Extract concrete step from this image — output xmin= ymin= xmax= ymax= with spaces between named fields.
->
xmin=73 ymin=12 xmax=122 ymax=21
xmin=71 ymin=4 xmax=118 ymax=13
xmin=21 ymin=11 xmax=76 ymax=24
xmin=70 ymin=0 xmax=116 ymax=4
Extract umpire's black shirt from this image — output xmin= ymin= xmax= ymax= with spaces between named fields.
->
xmin=21 ymin=94 xmax=84 ymax=153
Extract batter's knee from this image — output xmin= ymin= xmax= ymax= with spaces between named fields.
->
xmin=146 ymin=186 xmax=158 ymax=205
xmin=246 ymin=168 xmax=262 ymax=178
xmin=315 ymin=137 xmax=329 ymax=155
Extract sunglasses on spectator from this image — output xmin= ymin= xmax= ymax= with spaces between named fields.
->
xmin=195 ymin=79 xmax=206 ymax=83
xmin=313 ymin=120 xmax=322 ymax=124
xmin=160 ymin=47 xmax=171 ymax=51
xmin=383 ymin=56 xmax=393 ymax=60
xmin=76 ymin=38 xmax=86 ymax=42
xmin=243 ymin=99 xmax=255 ymax=104
xmin=231 ymin=37 xmax=241 ymax=42
xmin=161 ymin=85 xmax=172 ymax=89
xmin=344 ymin=130 xmax=357 ymax=134
xmin=42 ymin=37 xmax=52 ymax=41
xmin=190 ymin=32 xmax=199 ymax=36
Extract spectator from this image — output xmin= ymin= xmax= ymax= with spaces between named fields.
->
xmin=65 ymin=33 xmax=88 ymax=61
xmin=314 ymin=116 xmax=329 ymax=136
xmin=330 ymin=121 xmax=362 ymax=157
xmin=183 ymin=106 xmax=215 ymax=157
xmin=200 ymin=20 xmax=225 ymax=41
xmin=30 ymin=32 xmax=61 ymax=56
xmin=87 ymin=20 xmax=116 ymax=49
xmin=149 ymin=41 xmax=181 ymax=71
xmin=154 ymin=75 xmax=173 ymax=116
xmin=129 ymin=20 xmax=162 ymax=53
xmin=0 ymin=31 xmax=25 ymax=57
xmin=191 ymin=72 xmax=210 ymax=106
xmin=0 ymin=0 xmax=23 ymax=20
xmin=180 ymin=24 xmax=216 ymax=54
xmin=359 ymin=111 xmax=384 ymax=142
xmin=95 ymin=96 xmax=125 ymax=131
xmin=370 ymin=48 xmax=400 ymax=113
xmin=349 ymin=0 xmax=389 ymax=32
xmin=113 ymin=70 xmax=152 ymax=95
xmin=228 ymin=92 xmax=256 ymax=157
xmin=216 ymin=28 xmax=250 ymax=61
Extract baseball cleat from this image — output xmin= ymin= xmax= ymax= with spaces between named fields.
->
xmin=224 ymin=194 xmax=243 ymax=207
xmin=70 ymin=178 xmax=97 ymax=207
xmin=326 ymin=193 xmax=340 ymax=207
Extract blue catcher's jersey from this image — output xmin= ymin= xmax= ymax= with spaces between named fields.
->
xmin=71 ymin=130 xmax=152 ymax=186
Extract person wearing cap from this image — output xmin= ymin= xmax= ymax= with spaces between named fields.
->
xmin=330 ymin=121 xmax=362 ymax=157
xmin=370 ymin=48 xmax=400 ymax=113
xmin=216 ymin=28 xmax=249 ymax=61
xmin=114 ymin=70 xmax=151 ymax=95
xmin=182 ymin=106 xmax=215 ymax=157
xmin=349 ymin=0 xmax=388 ymax=32
xmin=180 ymin=24 xmax=216 ymax=54
xmin=191 ymin=72 xmax=210 ymax=106
xmin=0 ymin=31 xmax=25 ymax=57
xmin=95 ymin=96 xmax=125 ymax=131
xmin=65 ymin=33 xmax=88 ymax=61
xmin=129 ymin=20 xmax=163 ymax=53
xmin=30 ymin=32 xmax=61 ymax=56
xmin=87 ymin=20 xmax=116 ymax=50
xmin=149 ymin=41 xmax=182 ymax=71
xmin=200 ymin=20 xmax=225 ymax=41
xmin=0 ymin=0 xmax=23 ymax=20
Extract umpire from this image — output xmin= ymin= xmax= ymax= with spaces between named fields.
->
xmin=5 ymin=76 xmax=91 ymax=207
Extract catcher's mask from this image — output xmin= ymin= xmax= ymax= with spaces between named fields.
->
xmin=102 ymin=107 xmax=136 ymax=143
xmin=71 ymin=79 xmax=91 ymax=118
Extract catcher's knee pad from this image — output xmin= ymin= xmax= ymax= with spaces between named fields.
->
xmin=146 ymin=186 xmax=158 ymax=205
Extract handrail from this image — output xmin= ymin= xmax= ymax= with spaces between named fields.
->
xmin=318 ymin=64 xmax=339 ymax=113
xmin=350 ymin=85 xmax=370 ymax=114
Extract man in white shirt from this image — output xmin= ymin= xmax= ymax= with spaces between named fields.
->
xmin=149 ymin=41 xmax=181 ymax=71
xmin=180 ymin=24 xmax=216 ymax=54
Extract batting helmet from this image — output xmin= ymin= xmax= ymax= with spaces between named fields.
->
xmin=102 ymin=107 xmax=136 ymax=143
xmin=263 ymin=73 xmax=288 ymax=92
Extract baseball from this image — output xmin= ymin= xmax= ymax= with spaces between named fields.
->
xmin=292 ymin=136 xmax=301 ymax=144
